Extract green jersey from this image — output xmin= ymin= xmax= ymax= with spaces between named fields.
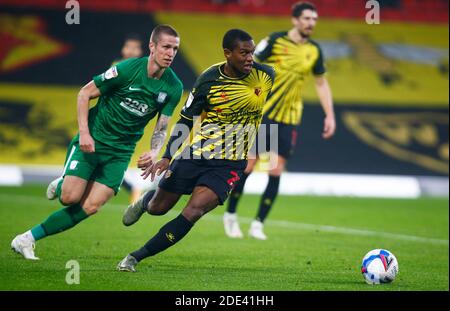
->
xmin=91 ymin=57 xmax=183 ymax=153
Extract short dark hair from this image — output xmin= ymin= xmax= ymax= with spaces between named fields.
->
xmin=124 ymin=33 xmax=142 ymax=44
xmin=150 ymin=24 xmax=179 ymax=43
xmin=291 ymin=1 xmax=317 ymax=18
xmin=222 ymin=29 xmax=253 ymax=51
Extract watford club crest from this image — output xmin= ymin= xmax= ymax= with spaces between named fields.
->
xmin=342 ymin=111 xmax=449 ymax=174
xmin=164 ymin=170 xmax=173 ymax=179
xmin=254 ymin=87 xmax=262 ymax=96
xmin=0 ymin=14 xmax=69 ymax=73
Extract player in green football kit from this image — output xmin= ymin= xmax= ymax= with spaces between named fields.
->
xmin=110 ymin=33 xmax=151 ymax=204
xmin=11 ymin=25 xmax=183 ymax=260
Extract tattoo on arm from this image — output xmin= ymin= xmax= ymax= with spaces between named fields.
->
xmin=151 ymin=115 xmax=170 ymax=152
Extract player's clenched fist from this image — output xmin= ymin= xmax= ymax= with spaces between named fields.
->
xmin=79 ymin=132 xmax=95 ymax=153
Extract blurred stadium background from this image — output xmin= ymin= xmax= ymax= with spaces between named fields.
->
xmin=0 ymin=0 xmax=448 ymax=291
xmin=0 ymin=0 xmax=448 ymax=197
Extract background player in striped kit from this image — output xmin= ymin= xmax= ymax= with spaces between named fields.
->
xmin=224 ymin=1 xmax=336 ymax=240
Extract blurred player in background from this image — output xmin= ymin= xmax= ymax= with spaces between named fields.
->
xmin=112 ymin=33 xmax=144 ymax=66
xmin=11 ymin=25 xmax=183 ymax=260
xmin=117 ymin=29 xmax=274 ymax=272
xmin=223 ymin=1 xmax=336 ymax=240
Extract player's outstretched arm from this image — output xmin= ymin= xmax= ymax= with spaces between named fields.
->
xmin=141 ymin=115 xmax=193 ymax=180
xmin=77 ymin=81 xmax=101 ymax=153
xmin=314 ymin=75 xmax=336 ymax=139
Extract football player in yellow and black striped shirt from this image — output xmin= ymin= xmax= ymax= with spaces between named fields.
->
xmin=225 ymin=1 xmax=336 ymax=240
xmin=117 ymin=29 xmax=274 ymax=272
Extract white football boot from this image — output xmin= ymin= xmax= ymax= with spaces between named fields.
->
xmin=117 ymin=254 xmax=138 ymax=272
xmin=122 ymin=172 xmax=164 ymax=226
xmin=122 ymin=192 xmax=148 ymax=226
xmin=248 ymin=220 xmax=267 ymax=240
xmin=46 ymin=176 xmax=63 ymax=200
xmin=11 ymin=234 xmax=40 ymax=260
xmin=223 ymin=212 xmax=243 ymax=238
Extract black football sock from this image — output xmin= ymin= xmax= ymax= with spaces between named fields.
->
xmin=130 ymin=214 xmax=193 ymax=262
xmin=226 ymin=172 xmax=249 ymax=213
xmin=121 ymin=180 xmax=132 ymax=192
xmin=142 ymin=190 xmax=156 ymax=211
xmin=256 ymin=175 xmax=280 ymax=223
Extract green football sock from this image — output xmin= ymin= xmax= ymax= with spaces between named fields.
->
xmin=30 ymin=224 xmax=46 ymax=241
xmin=31 ymin=204 xmax=89 ymax=241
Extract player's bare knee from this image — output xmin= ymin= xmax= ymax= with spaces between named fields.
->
xmin=244 ymin=166 xmax=254 ymax=175
xmin=81 ymin=201 xmax=103 ymax=215
xmin=183 ymin=205 xmax=205 ymax=223
xmin=82 ymin=205 xmax=99 ymax=215
xmin=148 ymin=201 xmax=169 ymax=215
xmin=148 ymin=206 xmax=168 ymax=215
xmin=244 ymin=159 xmax=257 ymax=174
xmin=60 ymin=191 xmax=82 ymax=206
xmin=269 ymin=165 xmax=284 ymax=176
xmin=270 ymin=169 xmax=283 ymax=176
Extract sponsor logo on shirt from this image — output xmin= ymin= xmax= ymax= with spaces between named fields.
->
xmin=119 ymin=97 xmax=152 ymax=117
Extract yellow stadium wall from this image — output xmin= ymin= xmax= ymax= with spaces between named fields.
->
xmin=0 ymin=83 xmax=188 ymax=166
xmin=155 ymin=12 xmax=449 ymax=105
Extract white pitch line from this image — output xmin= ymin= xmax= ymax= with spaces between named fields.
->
xmin=0 ymin=193 xmax=448 ymax=245
xmin=194 ymin=214 xmax=448 ymax=246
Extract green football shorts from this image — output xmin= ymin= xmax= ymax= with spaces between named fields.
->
xmin=62 ymin=136 xmax=131 ymax=193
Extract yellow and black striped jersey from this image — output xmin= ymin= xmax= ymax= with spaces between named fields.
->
xmin=180 ymin=62 xmax=274 ymax=160
xmin=255 ymin=31 xmax=325 ymax=125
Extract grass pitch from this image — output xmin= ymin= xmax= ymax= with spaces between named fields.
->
xmin=0 ymin=184 xmax=448 ymax=290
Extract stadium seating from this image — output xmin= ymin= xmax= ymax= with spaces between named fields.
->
xmin=1 ymin=0 xmax=448 ymax=23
